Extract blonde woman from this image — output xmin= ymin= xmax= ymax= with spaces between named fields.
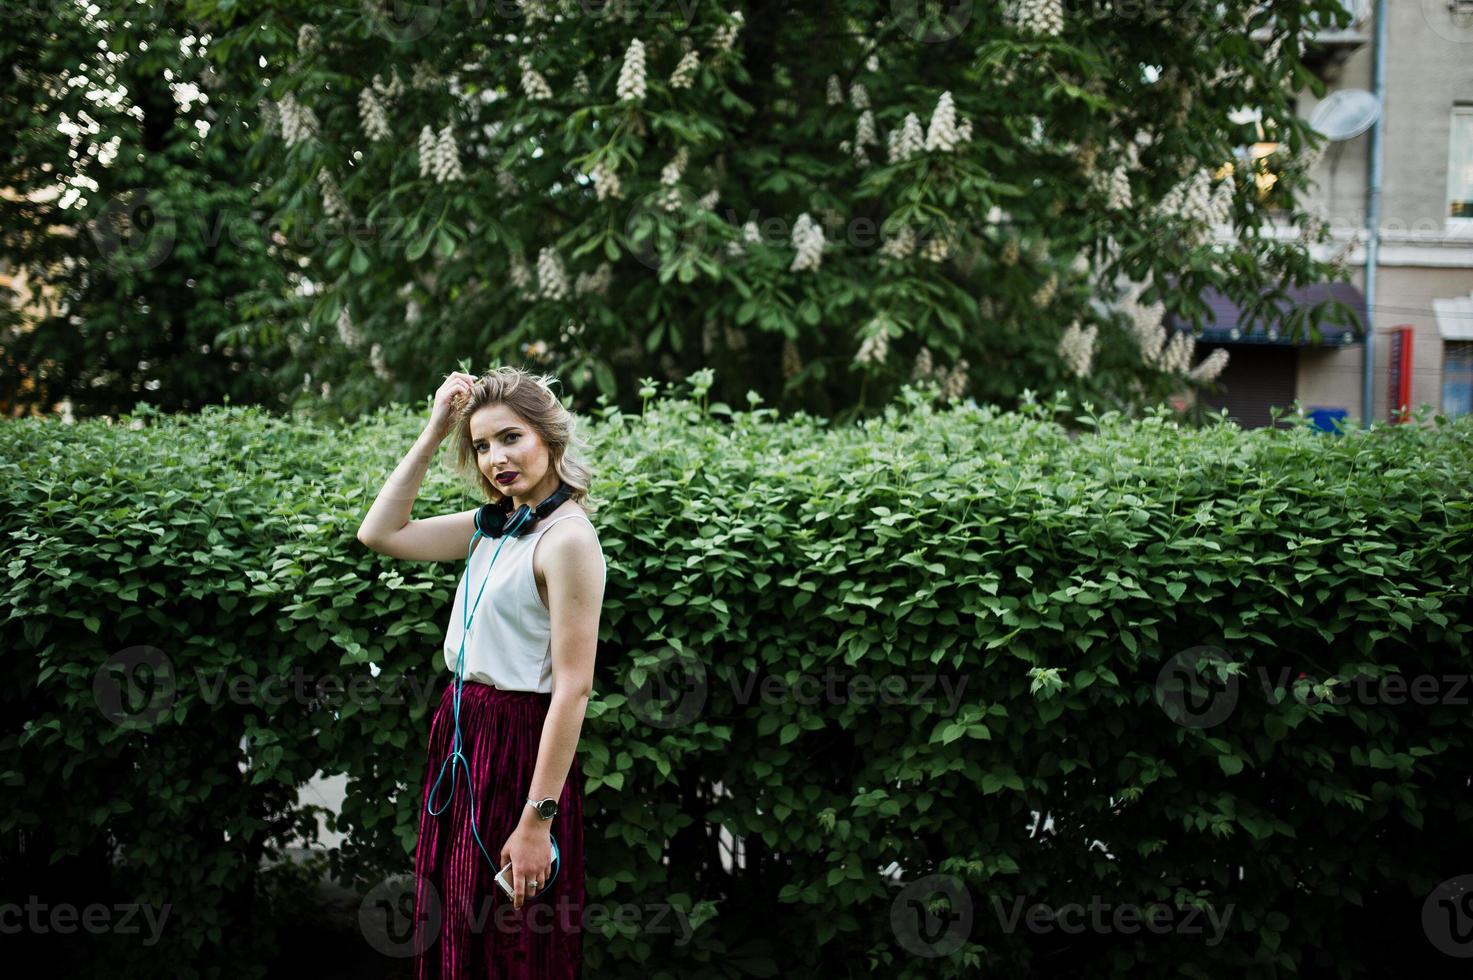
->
xmin=357 ymin=366 xmax=606 ymax=978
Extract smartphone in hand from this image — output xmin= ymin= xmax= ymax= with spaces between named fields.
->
xmin=494 ymin=861 xmax=516 ymax=900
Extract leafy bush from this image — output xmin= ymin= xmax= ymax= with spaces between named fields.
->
xmin=3 ymin=384 xmax=1471 ymax=979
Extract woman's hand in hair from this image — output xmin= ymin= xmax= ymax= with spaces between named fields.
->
xmin=428 ymin=371 xmax=479 ymax=438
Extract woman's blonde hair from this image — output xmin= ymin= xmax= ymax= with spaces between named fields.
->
xmin=450 ymin=365 xmax=598 ymax=515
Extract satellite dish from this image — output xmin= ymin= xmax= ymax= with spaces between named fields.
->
xmin=1308 ymin=89 xmax=1382 ymax=141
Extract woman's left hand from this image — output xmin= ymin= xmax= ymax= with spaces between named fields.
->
xmin=499 ymin=825 xmax=553 ymax=910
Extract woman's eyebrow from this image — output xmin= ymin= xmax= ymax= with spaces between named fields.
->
xmin=473 ymin=427 xmax=520 ymax=443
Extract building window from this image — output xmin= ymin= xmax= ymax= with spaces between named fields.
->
xmin=1445 ymin=341 xmax=1473 ymax=418
xmin=1450 ymin=108 xmax=1473 ymax=223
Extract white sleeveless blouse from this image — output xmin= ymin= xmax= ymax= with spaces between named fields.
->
xmin=441 ymin=510 xmax=606 ymax=693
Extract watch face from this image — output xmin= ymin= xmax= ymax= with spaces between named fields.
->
xmin=536 ymin=799 xmax=557 ymax=819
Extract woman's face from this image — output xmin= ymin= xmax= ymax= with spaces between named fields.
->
xmin=469 ymin=402 xmax=558 ymax=509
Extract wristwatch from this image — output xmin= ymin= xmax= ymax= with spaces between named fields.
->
xmin=527 ymin=796 xmax=558 ymax=821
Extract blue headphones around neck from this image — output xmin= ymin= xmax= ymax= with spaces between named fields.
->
xmin=425 ymin=480 xmax=576 ymax=899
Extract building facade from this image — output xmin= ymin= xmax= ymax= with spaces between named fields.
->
xmin=1180 ymin=0 xmax=1473 ymax=428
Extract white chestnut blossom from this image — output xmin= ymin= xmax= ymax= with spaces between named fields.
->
xmin=573 ymin=71 xmax=590 ymax=97
xmin=372 ymin=70 xmax=405 ymax=101
xmin=670 ymin=50 xmax=701 ymax=89
xmin=727 ymin=219 xmax=763 ymax=256
xmin=661 ymin=147 xmax=688 ymax=185
xmin=521 ymin=0 xmax=555 ymax=23
xmin=359 ymin=88 xmax=391 ymax=142
xmin=430 ymin=123 xmax=465 ymax=182
xmin=1009 ymin=0 xmax=1065 ymax=37
xmin=941 ymin=359 xmax=971 ymax=402
xmin=617 ymin=39 xmax=647 ymax=102
xmin=296 ymin=24 xmax=320 ymax=55
xmin=1121 ymin=284 xmax=1167 ymax=366
xmin=336 ymin=307 xmax=361 ymax=348
xmin=921 ymin=234 xmax=949 ymax=263
xmin=575 ymin=261 xmax=612 ymax=297
xmin=317 ymin=169 xmax=351 ymax=221
xmin=856 ymin=110 xmax=878 ymax=148
xmin=509 ymin=253 xmax=535 ymax=301
xmin=417 ymin=125 xmax=437 ymax=177
xmin=1097 ymin=164 xmax=1132 ymax=210
xmin=849 ymin=81 xmax=870 ymax=110
xmin=497 ymin=170 xmax=520 ymax=196
xmin=925 ymin=91 xmax=960 ymax=153
xmin=411 ymin=61 xmax=441 ymax=91
xmin=1057 ymin=320 xmax=1098 ymax=378
xmin=369 ymin=342 xmax=393 ymax=381
xmin=887 ymin=112 xmax=925 ymax=163
xmin=1121 ymin=139 xmax=1142 ymax=171
xmin=537 ymin=246 xmax=569 ymax=300
xmin=866 ymin=53 xmax=879 ymax=72
xmin=276 ymin=92 xmax=318 ymax=147
xmin=698 ymin=188 xmax=720 ymax=211
xmin=1326 ymin=228 xmax=1364 ymax=273
xmin=879 ymin=225 xmax=916 ymax=263
xmin=590 ymin=162 xmax=622 ymax=201
xmin=854 ymin=322 xmax=890 ymax=365
xmin=1160 ymin=330 xmax=1196 ymax=375
xmin=711 ymin=11 xmax=744 ymax=53
xmin=826 ymin=74 xmax=843 ymax=106
xmin=1189 ymin=348 xmax=1230 ymax=383
xmin=519 ymin=56 xmax=553 ymax=101
xmin=789 ymin=212 xmax=825 ymax=272
xmin=1033 ymin=273 xmax=1058 ymax=308
xmin=417 ymin=127 xmax=459 ymax=183
xmin=1158 ymin=171 xmax=1232 ymax=230
xmin=912 ymin=347 xmax=935 ymax=382
xmin=1206 ymin=179 xmax=1234 ymax=226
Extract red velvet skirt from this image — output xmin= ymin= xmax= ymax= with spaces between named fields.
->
xmin=412 ymin=679 xmax=585 ymax=979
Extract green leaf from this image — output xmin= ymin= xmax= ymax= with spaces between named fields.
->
xmin=406 ymin=227 xmax=435 ymax=262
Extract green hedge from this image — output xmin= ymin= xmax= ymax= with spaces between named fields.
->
xmin=4 ymin=386 xmax=1472 ymax=980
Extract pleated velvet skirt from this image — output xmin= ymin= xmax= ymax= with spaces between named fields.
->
xmin=412 ymin=678 xmax=585 ymax=979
